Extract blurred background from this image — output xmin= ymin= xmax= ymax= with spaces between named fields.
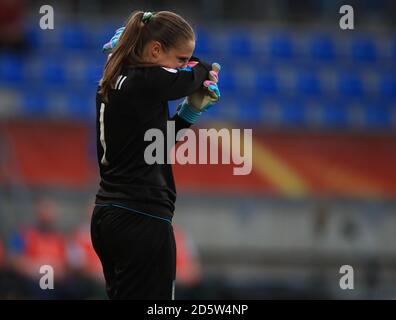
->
xmin=0 ymin=0 xmax=396 ymax=299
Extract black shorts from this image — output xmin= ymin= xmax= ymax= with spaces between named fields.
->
xmin=90 ymin=204 xmax=176 ymax=300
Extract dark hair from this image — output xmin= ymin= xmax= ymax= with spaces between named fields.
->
xmin=99 ymin=11 xmax=195 ymax=102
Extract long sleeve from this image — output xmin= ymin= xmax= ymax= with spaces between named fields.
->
xmin=146 ymin=58 xmax=211 ymax=101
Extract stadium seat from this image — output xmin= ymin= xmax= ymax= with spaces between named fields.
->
xmin=237 ymin=97 xmax=262 ymax=123
xmin=259 ymin=101 xmax=282 ymax=125
xmin=215 ymin=97 xmax=239 ymax=121
xmin=255 ymin=70 xmax=278 ymax=95
xmin=219 ymin=70 xmax=237 ymax=93
xmin=67 ymin=92 xmax=95 ymax=119
xmin=378 ymin=72 xmax=396 ymax=99
xmin=309 ymin=34 xmax=336 ymax=61
xmin=194 ymin=28 xmax=210 ymax=56
xmin=363 ymin=103 xmax=391 ymax=128
xmin=228 ymin=31 xmax=252 ymax=58
xmin=21 ymin=91 xmax=49 ymax=117
xmin=25 ymin=25 xmax=44 ymax=50
xmin=83 ymin=60 xmax=104 ymax=86
xmin=296 ymin=70 xmax=321 ymax=96
xmin=60 ymin=24 xmax=90 ymax=50
xmin=322 ymin=101 xmax=349 ymax=128
xmin=337 ymin=71 xmax=364 ymax=98
xmin=41 ymin=59 xmax=67 ymax=86
xmin=269 ymin=34 xmax=294 ymax=60
xmin=1 ymin=23 xmax=395 ymax=130
xmin=280 ymin=100 xmax=305 ymax=126
xmin=351 ymin=37 xmax=377 ymax=63
xmin=0 ymin=54 xmax=25 ymax=85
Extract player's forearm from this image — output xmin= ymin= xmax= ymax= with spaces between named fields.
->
xmin=156 ymin=58 xmax=212 ymax=101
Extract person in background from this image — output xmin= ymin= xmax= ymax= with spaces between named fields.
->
xmin=173 ymin=225 xmax=203 ymax=299
xmin=8 ymin=197 xmax=68 ymax=298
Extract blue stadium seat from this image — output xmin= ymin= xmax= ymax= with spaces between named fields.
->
xmin=255 ymin=70 xmax=278 ymax=95
xmin=237 ymin=97 xmax=262 ymax=123
xmin=337 ymin=71 xmax=364 ymax=98
xmin=280 ymin=100 xmax=305 ymax=126
xmin=378 ymin=72 xmax=396 ymax=99
xmin=351 ymin=37 xmax=377 ymax=63
xmin=228 ymin=31 xmax=252 ymax=58
xmin=259 ymin=101 xmax=278 ymax=124
xmin=213 ymin=96 xmax=238 ymax=121
xmin=67 ymin=93 xmax=95 ymax=119
xmin=322 ymin=101 xmax=349 ymax=128
xmin=269 ymin=34 xmax=294 ymax=60
xmin=0 ymin=54 xmax=25 ymax=85
xmin=296 ymin=70 xmax=321 ymax=96
xmin=41 ymin=59 xmax=67 ymax=86
xmin=363 ymin=103 xmax=391 ymax=128
xmin=25 ymin=25 xmax=44 ymax=50
xmin=84 ymin=60 xmax=104 ymax=86
xmin=194 ymin=28 xmax=210 ymax=56
xmin=5 ymin=24 xmax=394 ymax=130
xmin=309 ymin=34 xmax=336 ymax=61
xmin=60 ymin=24 xmax=90 ymax=50
xmin=219 ymin=70 xmax=237 ymax=93
xmin=21 ymin=91 xmax=49 ymax=117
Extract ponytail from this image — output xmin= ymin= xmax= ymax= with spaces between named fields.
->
xmin=99 ymin=11 xmax=146 ymax=102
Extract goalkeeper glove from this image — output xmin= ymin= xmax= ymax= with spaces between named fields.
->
xmin=177 ymin=63 xmax=221 ymax=124
xmin=187 ymin=62 xmax=221 ymax=111
xmin=102 ymin=27 xmax=125 ymax=53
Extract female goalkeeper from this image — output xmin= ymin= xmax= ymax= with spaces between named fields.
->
xmin=90 ymin=10 xmax=220 ymax=300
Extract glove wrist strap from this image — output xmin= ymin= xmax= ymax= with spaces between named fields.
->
xmin=177 ymin=100 xmax=202 ymax=124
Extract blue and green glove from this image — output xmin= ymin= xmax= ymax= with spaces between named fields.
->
xmin=102 ymin=27 xmax=125 ymax=53
xmin=177 ymin=63 xmax=221 ymax=124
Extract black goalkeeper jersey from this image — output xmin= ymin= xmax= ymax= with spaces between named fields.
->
xmin=95 ymin=58 xmax=211 ymax=220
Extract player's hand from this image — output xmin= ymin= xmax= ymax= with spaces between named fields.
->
xmin=177 ymin=63 xmax=221 ymax=124
xmin=186 ymin=62 xmax=221 ymax=112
